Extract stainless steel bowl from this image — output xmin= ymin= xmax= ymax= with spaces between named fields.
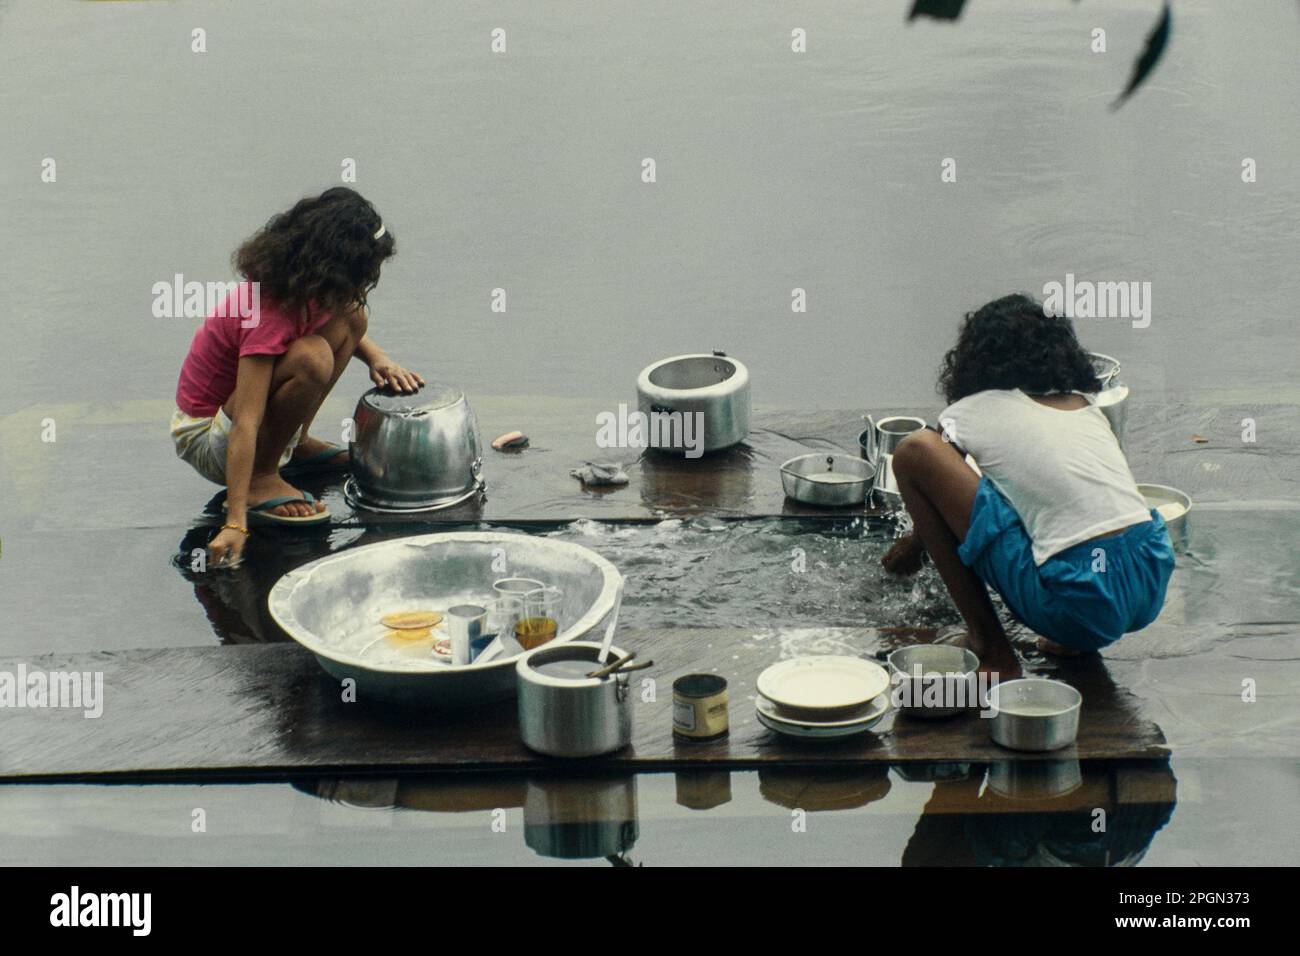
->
xmin=347 ymin=384 xmax=484 ymax=511
xmin=887 ymin=644 xmax=980 ymax=718
xmin=267 ymin=532 xmax=624 ymax=707
xmin=1137 ymin=482 xmax=1192 ymax=551
xmin=636 ymin=351 xmax=750 ymax=454
xmin=987 ymin=678 xmax=1082 ymax=752
xmin=780 ymin=452 xmax=875 ymax=507
xmin=516 ymin=641 xmax=634 ymax=758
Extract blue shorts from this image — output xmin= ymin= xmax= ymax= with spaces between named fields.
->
xmin=957 ymin=478 xmax=1176 ymax=652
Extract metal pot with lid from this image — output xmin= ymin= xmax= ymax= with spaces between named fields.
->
xmin=345 ymin=384 xmax=484 ymax=512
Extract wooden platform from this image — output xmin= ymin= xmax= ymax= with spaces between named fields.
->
xmin=0 ymin=628 xmax=1166 ymax=782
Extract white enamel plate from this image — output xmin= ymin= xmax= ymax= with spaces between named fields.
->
xmin=756 ymin=656 xmax=891 ymax=719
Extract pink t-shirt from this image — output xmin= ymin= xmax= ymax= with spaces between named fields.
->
xmin=175 ymin=283 xmax=334 ymax=417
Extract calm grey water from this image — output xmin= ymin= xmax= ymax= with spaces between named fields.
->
xmin=1 ymin=0 xmax=1298 ymax=420
xmin=2 ymin=1 xmax=1298 ymax=866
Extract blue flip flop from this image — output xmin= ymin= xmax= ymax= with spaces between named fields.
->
xmin=280 ymin=444 xmax=349 ymax=477
xmin=225 ymin=492 xmax=330 ymax=526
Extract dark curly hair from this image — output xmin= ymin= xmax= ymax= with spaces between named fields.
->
xmin=937 ymin=293 xmax=1102 ymax=405
xmin=233 ymin=187 xmax=395 ymax=316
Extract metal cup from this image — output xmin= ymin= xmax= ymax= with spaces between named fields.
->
xmin=444 ymin=604 xmax=486 ymax=666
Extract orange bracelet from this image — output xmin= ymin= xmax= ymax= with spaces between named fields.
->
xmin=220 ymin=523 xmax=251 ymax=537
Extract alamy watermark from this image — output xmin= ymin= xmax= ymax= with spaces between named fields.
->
xmin=596 ymin=403 xmax=706 ymax=459
xmin=1042 ymin=273 xmax=1151 ymax=328
xmin=0 ymin=664 xmax=103 ymax=718
xmin=50 ymin=886 xmax=150 ymax=936
xmin=890 ymin=667 xmax=1000 ymax=715
xmin=152 ymin=274 xmax=260 ymax=326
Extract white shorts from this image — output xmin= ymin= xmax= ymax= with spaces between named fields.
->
xmin=170 ymin=407 xmax=301 ymax=485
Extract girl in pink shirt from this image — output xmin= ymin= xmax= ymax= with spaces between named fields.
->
xmin=171 ymin=187 xmax=423 ymax=567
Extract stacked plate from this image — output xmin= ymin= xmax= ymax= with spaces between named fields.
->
xmin=754 ymin=656 xmax=891 ymax=741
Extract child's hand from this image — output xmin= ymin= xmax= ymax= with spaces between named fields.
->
xmin=368 ymin=354 xmax=425 ymax=394
xmin=207 ymin=526 xmax=247 ymax=570
xmin=882 ymin=534 xmax=925 ymax=576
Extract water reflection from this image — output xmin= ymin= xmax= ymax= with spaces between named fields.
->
xmin=293 ymin=757 xmax=1174 ymax=866
xmin=900 ymin=759 xmax=1177 ymax=867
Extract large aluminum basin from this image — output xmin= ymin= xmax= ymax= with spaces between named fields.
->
xmin=268 ymin=532 xmax=623 ymax=707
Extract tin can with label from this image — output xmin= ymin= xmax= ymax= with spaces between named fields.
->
xmin=444 ymin=604 xmax=486 ymax=666
xmin=672 ymin=674 xmax=729 ymax=742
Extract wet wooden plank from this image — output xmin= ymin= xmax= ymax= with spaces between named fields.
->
xmin=185 ymin=397 xmax=1289 ymax=528
xmin=0 ymin=628 xmax=1166 ymax=782
xmin=196 ymin=404 xmax=906 ymax=526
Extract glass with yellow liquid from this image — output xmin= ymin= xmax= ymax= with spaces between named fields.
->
xmin=516 ymin=587 xmax=562 ymax=650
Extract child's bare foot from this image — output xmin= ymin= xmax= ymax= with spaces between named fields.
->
xmin=247 ymin=474 xmax=327 ymax=518
xmin=1036 ymin=637 xmax=1084 ymax=657
xmin=291 ymin=435 xmax=348 ymax=466
xmin=881 ymin=534 xmax=926 ymax=576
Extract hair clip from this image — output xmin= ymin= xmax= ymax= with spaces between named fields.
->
xmin=373 ymin=223 xmax=386 ymax=240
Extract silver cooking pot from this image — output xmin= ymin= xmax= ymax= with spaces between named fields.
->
xmin=987 ymin=678 xmax=1081 ymax=753
xmin=780 ymin=452 xmax=875 ymax=507
xmin=636 ymin=351 xmax=750 ymax=454
xmin=346 ymin=384 xmax=484 ymax=511
xmin=517 ymin=641 xmax=634 ymax=758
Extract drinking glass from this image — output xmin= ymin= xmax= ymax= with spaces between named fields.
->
xmin=516 ymin=586 xmax=563 ymax=650
xmin=481 ymin=596 xmax=524 ymax=660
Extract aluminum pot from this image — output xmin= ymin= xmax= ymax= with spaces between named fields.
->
xmin=987 ymin=678 xmax=1081 ymax=752
xmin=1137 ymin=482 xmax=1192 ymax=551
xmin=887 ymin=644 xmax=979 ymax=718
xmin=517 ymin=641 xmax=635 ymax=758
xmin=780 ymin=452 xmax=875 ymax=507
xmin=636 ymin=351 xmax=750 ymax=454
xmin=1089 ymin=352 xmax=1122 ymax=390
xmin=347 ymin=384 xmax=484 ymax=511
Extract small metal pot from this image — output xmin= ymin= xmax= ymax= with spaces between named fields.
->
xmin=780 ymin=452 xmax=875 ymax=507
xmin=1095 ymin=384 xmax=1130 ymax=450
xmin=347 ymin=384 xmax=484 ymax=511
xmin=987 ymin=678 xmax=1081 ymax=752
xmin=1089 ymin=352 xmax=1122 ymax=390
xmin=636 ymin=351 xmax=750 ymax=454
xmin=886 ymin=644 xmax=979 ymax=718
xmin=1137 ymin=482 xmax=1192 ymax=552
xmin=516 ymin=641 xmax=634 ymax=758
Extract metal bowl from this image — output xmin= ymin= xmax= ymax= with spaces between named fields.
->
xmin=887 ymin=644 xmax=980 ymax=718
xmin=636 ymin=351 xmax=750 ymax=454
xmin=780 ymin=452 xmax=875 ymax=507
xmin=1089 ymin=352 xmax=1122 ymax=390
xmin=986 ymin=678 xmax=1081 ymax=752
xmin=268 ymin=531 xmax=624 ymax=707
xmin=347 ymin=384 xmax=484 ymax=511
xmin=1137 ymin=482 xmax=1192 ymax=551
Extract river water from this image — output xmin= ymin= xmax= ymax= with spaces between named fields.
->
xmin=1 ymin=0 xmax=1298 ymax=866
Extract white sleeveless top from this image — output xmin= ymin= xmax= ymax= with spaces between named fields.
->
xmin=939 ymin=389 xmax=1152 ymax=565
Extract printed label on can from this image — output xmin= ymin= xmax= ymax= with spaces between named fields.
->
xmin=673 ymin=699 xmax=696 ymax=732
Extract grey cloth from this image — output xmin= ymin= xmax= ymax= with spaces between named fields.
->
xmin=570 ymin=462 xmax=629 ymax=486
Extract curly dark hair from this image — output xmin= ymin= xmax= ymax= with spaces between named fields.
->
xmin=233 ymin=187 xmax=395 ymax=316
xmin=937 ymin=293 xmax=1102 ymax=404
